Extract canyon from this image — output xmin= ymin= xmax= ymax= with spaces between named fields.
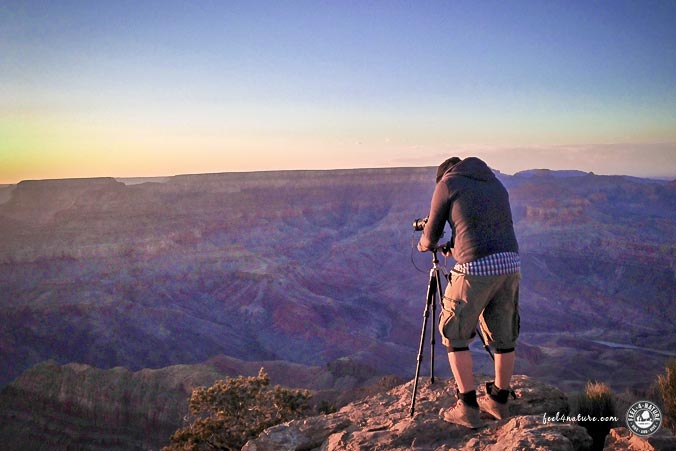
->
xmin=0 ymin=167 xmax=674 ymax=449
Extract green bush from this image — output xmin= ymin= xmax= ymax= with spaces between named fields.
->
xmin=576 ymin=381 xmax=617 ymax=451
xmin=656 ymin=358 xmax=676 ymax=433
xmin=161 ymin=368 xmax=310 ymax=451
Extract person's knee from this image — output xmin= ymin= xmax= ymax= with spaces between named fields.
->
xmin=446 ymin=345 xmax=470 ymax=353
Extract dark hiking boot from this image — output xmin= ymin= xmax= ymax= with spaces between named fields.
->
xmin=440 ymin=399 xmax=484 ymax=429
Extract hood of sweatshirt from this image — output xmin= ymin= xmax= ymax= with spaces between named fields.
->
xmin=444 ymin=157 xmax=496 ymax=182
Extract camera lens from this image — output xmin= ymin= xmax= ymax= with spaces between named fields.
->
xmin=413 ymin=217 xmax=428 ymax=231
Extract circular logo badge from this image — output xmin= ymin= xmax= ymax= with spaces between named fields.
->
xmin=626 ymin=401 xmax=662 ymax=437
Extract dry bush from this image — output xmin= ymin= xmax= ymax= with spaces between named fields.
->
xmin=161 ymin=368 xmax=310 ymax=451
xmin=576 ymin=381 xmax=617 ymax=451
xmin=656 ymin=359 xmax=676 ymax=433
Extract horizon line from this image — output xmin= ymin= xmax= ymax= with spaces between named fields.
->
xmin=2 ymin=165 xmax=675 ymax=187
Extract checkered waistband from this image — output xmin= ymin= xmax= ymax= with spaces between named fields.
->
xmin=453 ymin=252 xmax=521 ymax=276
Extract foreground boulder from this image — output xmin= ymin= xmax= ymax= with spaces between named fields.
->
xmin=603 ymin=427 xmax=676 ymax=451
xmin=243 ymin=374 xmax=594 ymax=451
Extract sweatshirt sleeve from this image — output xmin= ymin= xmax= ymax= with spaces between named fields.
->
xmin=417 ymin=181 xmax=450 ymax=251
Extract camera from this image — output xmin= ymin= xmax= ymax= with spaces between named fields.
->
xmin=412 ymin=216 xmax=428 ymax=231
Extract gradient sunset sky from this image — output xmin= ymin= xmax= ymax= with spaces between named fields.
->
xmin=2 ymin=0 xmax=676 ymax=184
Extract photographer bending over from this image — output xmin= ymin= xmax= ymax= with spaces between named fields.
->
xmin=418 ymin=156 xmax=520 ymax=429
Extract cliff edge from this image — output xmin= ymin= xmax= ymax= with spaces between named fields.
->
xmin=243 ymin=374 xmax=589 ymax=451
xmin=244 ymin=374 xmax=675 ymax=451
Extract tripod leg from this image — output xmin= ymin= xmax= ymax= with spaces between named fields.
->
xmin=476 ymin=326 xmax=495 ymax=362
xmin=430 ymin=269 xmax=443 ymax=384
xmin=409 ymin=268 xmax=437 ymax=417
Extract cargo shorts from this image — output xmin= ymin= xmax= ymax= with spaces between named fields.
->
xmin=439 ymin=271 xmax=520 ymax=352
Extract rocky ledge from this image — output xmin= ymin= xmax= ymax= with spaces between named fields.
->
xmin=243 ymin=374 xmax=675 ymax=451
xmin=604 ymin=427 xmax=676 ymax=451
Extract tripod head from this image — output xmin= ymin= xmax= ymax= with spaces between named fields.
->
xmin=437 ymin=241 xmax=452 ymax=255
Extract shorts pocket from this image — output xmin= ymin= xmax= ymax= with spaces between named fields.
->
xmin=439 ymin=298 xmax=464 ymax=342
xmin=512 ymin=306 xmax=520 ymax=343
xmin=511 ymin=280 xmax=521 ymax=343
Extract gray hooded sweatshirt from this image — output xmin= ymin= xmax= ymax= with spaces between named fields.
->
xmin=418 ymin=157 xmax=519 ymax=264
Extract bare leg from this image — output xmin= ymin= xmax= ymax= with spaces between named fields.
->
xmin=442 ymin=349 xmax=484 ymax=428
xmin=495 ymin=351 xmax=515 ymax=390
xmin=448 ymin=349 xmax=475 ymax=393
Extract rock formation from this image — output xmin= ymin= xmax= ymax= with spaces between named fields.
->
xmin=0 ymin=356 xmax=401 ymax=450
xmin=243 ymin=374 xmax=594 ymax=451
xmin=603 ymin=426 xmax=676 ymax=451
xmin=0 ymin=360 xmax=221 ymax=451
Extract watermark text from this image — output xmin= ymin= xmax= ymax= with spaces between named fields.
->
xmin=543 ymin=412 xmax=618 ymax=424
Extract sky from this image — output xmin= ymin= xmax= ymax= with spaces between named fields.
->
xmin=2 ymin=0 xmax=676 ymax=184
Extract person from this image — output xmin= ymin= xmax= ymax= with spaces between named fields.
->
xmin=417 ymin=156 xmax=520 ymax=429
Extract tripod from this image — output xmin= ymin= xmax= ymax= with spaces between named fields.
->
xmin=409 ymin=249 xmax=443 ymax=417
xmin=409 ymin=249 xmax=499 ymax=417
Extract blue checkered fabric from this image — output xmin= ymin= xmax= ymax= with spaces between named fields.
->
xmin=453 ymin=252 xmax=520 ymax=276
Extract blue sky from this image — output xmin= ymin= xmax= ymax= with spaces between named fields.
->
xmin=2 ymin=0 xmax=676 ymax=183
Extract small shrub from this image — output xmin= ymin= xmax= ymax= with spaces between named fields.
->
xmin=161 ymin=368 xmax=310 ymax=451
xmin=576 ymin=381 xmax=617 ymax=451
xmin=318 ymin=400 xmax=337 ymax=415
xmin=656 ymin=358 xmax=676 ymax=433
